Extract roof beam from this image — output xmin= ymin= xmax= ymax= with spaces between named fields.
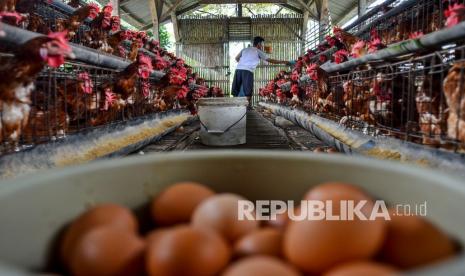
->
xmin=176 ymin=3 xmax=201 ymax=16
xmin=199 ymin=0 xmax=286 ymax=3
xmin=160 ymin=0 xmax=184 ymax=21
xmin=120 ymin=6 xmax=146 ymax=27
xmin=278 ymin=3 xmax=303 ymax=14
xmin=294 ymin=0 xmax=317 ymax=19
xmin=120 ymin=0 xmax=130 ymax=6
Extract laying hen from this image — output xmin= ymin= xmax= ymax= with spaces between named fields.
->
xmin=414 ymin=73 xmax=447 ymax=146
xmin=0 ymin=0 xmax=25 ymax=27
xmin=0 ymin=32 xmax=74 ymax=149
xmin=85 ymin=2 xmax=113 ymax=51
xmin=58 ymin=71 xmax=99 ymax=124
xmin=443 ymin=62 xmax=465 ymax=146
xmin=333 ymin=27 xmax=360 ymax=51
xmin=67 ymin=0 xmax=82 ymax=8
xmin=57 ymin=3 xmax=100 ymax=40
xmin=107 ymin=30 xmax=129 ymax=57
xmin=113 ymin=54 xmax=153 ymax=101
xmin=0 ymin=0 xmax=16 ymax=12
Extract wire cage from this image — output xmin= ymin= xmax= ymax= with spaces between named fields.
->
xmin=353 ymin=0 xmax=443 ymax=43
xmin=320 ymin=44 xmax=465 ymax=152
xmin=0 ymin=59 xmax=164 ymax=155
xmin=20 ymin=0 xmax=133 ymax=59
xmin=304 ymin=0 xmax=463 ymax=64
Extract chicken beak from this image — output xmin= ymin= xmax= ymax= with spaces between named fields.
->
xmin=67 ymin=51 xmax=76 ymax=60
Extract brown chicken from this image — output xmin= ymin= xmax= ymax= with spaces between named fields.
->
xmin=27 ymin=13 xmax=50 ymax=34
xmin=333 ymin=27 xmax=360 ymax=52
xmin=443 ymin=62 xmax=465 ymax=147
xmin=415 ymin=75 xmax=446 ymax=146
xmin=0 ymin=32 xmax=74 ymax=149
xmin=107 ymin=30 xmax=128 ymax=57
xmin=57 ymin=3 xmax=100 ymax=40
xmin=67 ymin=0 xmax=82 ymax=8
xmin=90 ymin=87 xmax=125 ymax=126
xmin=23 ymin=101 xmax=69 ymax=143
xmin=58 ymin=71 xmax=100 ymax=125
xmin=127 ymin=41 xmax=142 ymax=62
xmin=0 ymin=0 xmax=16 ymax=12
xmin=84 ymin=3 xmax=113 ymax=51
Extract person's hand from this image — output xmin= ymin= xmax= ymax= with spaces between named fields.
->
xmin=287 ymin=60 xmax=297 ymax=66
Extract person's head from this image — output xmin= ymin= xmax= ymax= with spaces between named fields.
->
xmin=253 ymin=36 xmax=265 ymax=50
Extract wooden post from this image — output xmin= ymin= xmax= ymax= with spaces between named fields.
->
xmin=148 ymin=0 xmax=163 ymax=40
xmin=358 ymin=0 xmax=367 ymax=16
xmin=237 ymin=4 xmax=243 ymax=17
xmin=301 ymin=10 xmax=309 ymax=54
xmin=110 ymin=0 xmax=120 ymax=16
xmin=171 ymin=12 xmax=180 ymax=42
xmin=317 ymin=0 xmax=329 ymax=42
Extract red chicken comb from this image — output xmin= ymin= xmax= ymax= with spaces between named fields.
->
xmin=138 ymin=54 xmax=152 ymax=66
xmin=176 ymin=85 xmax=189 ymax=100
xmin=409 ymin=31 xmax=424 ymax=39
xmin=88 ymin=2 xmax=100 ymax=12
xmin=102 ymin=88 xmax=117 ymax=110
xmin=47 ymin=31 xmax=72 ymax=50
xmin=291 ymin=84 xmax=299 ymax=95
xmin=445 ymin=4 xmax=465 ymax=27
xmin=333 ymin=49 xmax=350 ymax=64
xmin=77 ymin=72 xmax=90 ymax=80
xmin=103 ymin=2 xmax=113 ymax=12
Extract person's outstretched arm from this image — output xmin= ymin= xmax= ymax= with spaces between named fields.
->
xmin=235 ymin=52 xmax=242 ymax=62
xmin=266 ymin=58 xmax=292 ymax=66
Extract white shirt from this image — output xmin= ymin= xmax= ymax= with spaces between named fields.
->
xmin=236 ymin=47 xmax=268 ymax=72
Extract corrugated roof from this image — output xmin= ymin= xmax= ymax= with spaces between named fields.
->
xmin=117 ymin=0 xmax=358 ymax=30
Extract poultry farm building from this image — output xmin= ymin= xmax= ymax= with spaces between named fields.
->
xmin=0 ymin=0 xmax=465 ymax=274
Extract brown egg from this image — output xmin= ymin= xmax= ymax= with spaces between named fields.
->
xmin=313 ymin=147 xmax=325 ymax=153
xmin=146 ymin=225 xmax=230 ymax=276
xmin=69 ymin=226 xmax=145 ymax=276
xmin=61 ymin=204 xmax=137 ymax=265
xmin=151 ymin=182 xmax=215 ymax=226
xmin=191 ymin=194 xmax=259 ymax=243
xmin=145 ymin=228 xmax=170 ymax=244
xmin=234 ymin=227 xmax=283 ymax=258
xmin=380 ymin=209 xmax=456 ymax=269
xmin=284 ymin=182 xmax=386 ymax=274
xmin=222 ymin=256 xmax=301 ymax=276
xmin=323 ymin=261 xmax=399 ymax=276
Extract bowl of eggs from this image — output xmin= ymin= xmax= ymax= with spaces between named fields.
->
xmin=0 ymin=151 xmax=463 ymax=276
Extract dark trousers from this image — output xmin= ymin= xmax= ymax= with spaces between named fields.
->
xmin=232 ymin=69 xmax=254 ymax=97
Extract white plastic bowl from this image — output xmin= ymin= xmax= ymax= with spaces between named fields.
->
xmin=0 ymin=151 xmax=464 ymax=275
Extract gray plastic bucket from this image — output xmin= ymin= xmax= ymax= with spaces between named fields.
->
xmin=197 ymin=97 xmax=249 ymax=146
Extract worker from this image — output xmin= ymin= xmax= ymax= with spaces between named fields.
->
xmin=232 ymin=36 xmax=293 ymax=106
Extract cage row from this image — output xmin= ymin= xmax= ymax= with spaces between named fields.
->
xmin=259 ymin=44 xmax=465 ymax=152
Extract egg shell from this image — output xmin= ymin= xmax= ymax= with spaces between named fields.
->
xmin=151 ymin=182 xmax=215 ymax=226
xmin=222 ymin=256 xmax=301 ymax=276
xmin=61 ymin=204 xmax=138 ymax=266
xmin=323 ymin=261 xmax=399 ymax=276
xmin=145 ymin=228 xmax=171 ymax=244
xmin=69 ymin=226 xmax=145 ymax=276
xmin=234 ymin=227 xmax=283 ymax=258
xmin=284 ymin=182 xmax=386 ymax=274
xmin=191 ymin=193 xmax=259 ymax=243
xmin=146 ymin=225 xmax=231 ymax=276
xmin=380 ymin=209 xmax=456 ymax=269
